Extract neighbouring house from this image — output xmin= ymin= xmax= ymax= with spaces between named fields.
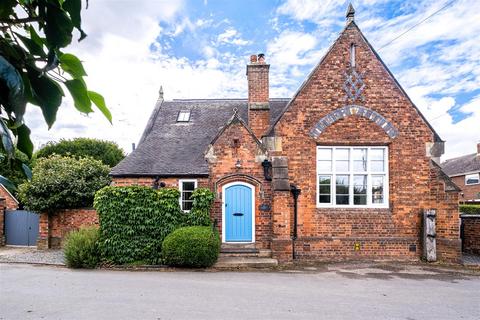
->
xmin=0 ymin=184 xmax=19 ymax=210
xmin=441 ymin=143 xmax=480 ymax=204
xmin=111 ymin=5 xmax=461 ymax=263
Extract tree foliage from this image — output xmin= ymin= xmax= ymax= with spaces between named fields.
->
xmin=94 ymin=186 xmax=185 ymax=265
xmin=18 ymin=155 xmax=110 ymax=212
xmin=35 ymin=137 xmax=125 ymax=167
xmin=0 ymin=149 xmax=31 ymax=191
xmin=0 ymin=0 xmax=111 ymax=163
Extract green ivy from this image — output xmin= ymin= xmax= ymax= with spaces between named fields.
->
xmin=94 ymin=186 xmax=184 ymax=265
xmin=185 ymin=188 xmax=215 ymax=227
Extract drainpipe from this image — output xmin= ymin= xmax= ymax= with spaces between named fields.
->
xmin=290 ymin=184 xmax=301 ymax=261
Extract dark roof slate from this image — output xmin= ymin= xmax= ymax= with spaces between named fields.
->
xmin=110 ymin=99 xmax=288 ymax=176
xmin=441 ymin=153 xmax=480 ymax=177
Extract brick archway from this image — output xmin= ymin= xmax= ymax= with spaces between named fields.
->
xmin=214 ymin=174 xmax=264 ymax=198
xmin=309 ymin=105 xmax=399 ymax=139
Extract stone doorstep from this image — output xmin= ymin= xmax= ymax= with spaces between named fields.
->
xmin=214 ymin=256 xmax=279 ymax=269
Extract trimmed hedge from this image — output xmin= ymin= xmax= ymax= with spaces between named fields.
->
xmin=460 ymin=204 xmax=480 ymax=215
xmin=162 ymin=226 xmax=220 ymax=268
xmin=94 ymin=186 xmax=184 ymax=264
xmin=63 ymin=226 xmax=100 ymax=269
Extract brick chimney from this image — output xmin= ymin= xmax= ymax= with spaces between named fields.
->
xmin=247 ymin=53 xmax=270 ymax=139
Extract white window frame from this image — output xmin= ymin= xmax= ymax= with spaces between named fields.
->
xmin=465 ymin=173 xmax=480 ymax=185
xmin=177 ymin=110 xmax=191 ymax=122
xmin=316 ymin=146 xmax=389 ymax=208
xmin=179 ymin=179 xmax=197 ymax=212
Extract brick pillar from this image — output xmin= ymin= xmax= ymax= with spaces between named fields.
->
xmin=0 ymin=198 xmax=5 ymax=246
xmin=37 ymin=212 xmax=50 ymax=249
xmin=247 ymin=54 xmax=270 ymax=139
xmin=271 ymin=191 xmax=293 ymax=262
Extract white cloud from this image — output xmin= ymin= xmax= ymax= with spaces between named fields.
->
xmin=216 ymin=28 xmax=250 ymax=46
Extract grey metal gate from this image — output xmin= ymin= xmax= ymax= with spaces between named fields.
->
xmin=5 ymin=210 xmax=39 ymax=246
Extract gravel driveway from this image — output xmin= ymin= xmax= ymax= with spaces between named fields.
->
xmin=0 ymin=247 xmax=64 ymax=265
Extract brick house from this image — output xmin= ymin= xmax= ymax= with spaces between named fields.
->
xmin=441 ymin=143 xmax=480 ymax=204
xmin=111 ymin=6 xmax=461 ymax=263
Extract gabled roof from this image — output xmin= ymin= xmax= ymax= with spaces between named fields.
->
xmin=441 ymin=153 xmax=480 ymax=177
xmin=266 ymin=21 xmax=443 ymax=143
xmin=110 ymin=99 xmax=288 ymax=177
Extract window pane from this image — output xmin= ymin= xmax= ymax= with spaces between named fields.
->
xmin=353 ymin=175 xmax=367 ymax=195
xmin=183 ymin=191 xmax=193 ymax=201
xmin=370 ymin=148 xmax=384 ymax=160
xmin=372 ymin=175 xmax=384 ymax=204
xmin=353 ymin=148 xmax=367 ymax=172
xmin=318 ymin=175 xmax=331 ymax=204
xmin=336 ymin=175 xmax=349 ymax=205
xmin=336 ymin=148 xmax=349 ymax=160
xmin=182 ymin=201 xmax=193 ymax=211
xmin=182 ymin=182 xmax=195 ymax=191
xmin=335 ymin=160 xmax=349 ymax=172
xmin=318 ymin=148 xmax=332 ymax=161
xmin=318 ymin=160 xmax=332 ymax=172
xmin=371 ymin=160 xmax=384 ymax=172
xmin=354 ymin=195 xmax=367 ymax=205
xmin=465 ymin=173 xmax=479 ymax=185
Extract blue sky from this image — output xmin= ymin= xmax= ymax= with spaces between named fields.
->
xmin=24 ymin=0 xmax=480 ymax=160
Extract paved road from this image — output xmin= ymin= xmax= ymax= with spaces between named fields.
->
xmin=1 ymin=263 xmax=479 ymax=320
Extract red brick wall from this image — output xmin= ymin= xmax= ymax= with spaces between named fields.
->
xmin=462 ymin=216 xmax=480 ymax=254
xmin=269 ymin=23 xmax=459 ymax=262
xmin=37 ymin=208 xmax=98 ymax=249
xmin=451 ymin=175 xmax=480 ymax=202
xmin=207 ymin=119 xmax=272 ymax=249
xmin=0 ymin=186 xmax=18 ymax=210
xmin=247 ymin=63 xmax=269 ymax=104
xmin=0 ymin=198 xmax=5 ymax=246
xmin=249 ymin=109 xmax=270 ymax=139
xmin=429 ymin=164 xmax=461 ymax=262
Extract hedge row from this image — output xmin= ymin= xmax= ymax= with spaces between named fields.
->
xmin=460 ymin=204 xmax=480 ymax=215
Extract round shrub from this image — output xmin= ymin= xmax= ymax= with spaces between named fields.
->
xmin=63 ymin=226 xmax=100 ymax=269
xmin=162 ymin=226 xmax=220 ymax=268
xmin=18 ymin=155 xmax=110 ymax=212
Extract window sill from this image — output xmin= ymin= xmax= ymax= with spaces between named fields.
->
xmin=316 ymin=205 xmax=389 ymax=209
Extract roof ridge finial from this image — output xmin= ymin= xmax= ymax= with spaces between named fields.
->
xmin=158 ymin=85 xmax=164 ymax=101
xmin=346 ymin=2 xmax=355 ymax=24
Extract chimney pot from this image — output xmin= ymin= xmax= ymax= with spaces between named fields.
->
xmin=477 ymin=142 xmax=480 ymax=155
xmin=250 ymin=54 xmax=257 ymax=63
xmin=258 ymin=53 xmax=265 ymax=63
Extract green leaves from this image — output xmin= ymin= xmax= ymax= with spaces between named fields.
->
xmin=44 ymin=2 xmax=74 ymax=48
xmin=88 ymin=91 xmax=112 ymax=123
xmin=59 ymin=53 xmax=87 ymax=79
xmin=63 ymin=0 xmax=87 ymax=41
xmin=65 ymin=79 xmax=92 ymax=113
xmin=0 ymin=56 xmax=26 ymax=122
xmin=15 ymin=123 xmax=34 ymax=158
xmin=27 ymin=66 xmax=64 ymax=128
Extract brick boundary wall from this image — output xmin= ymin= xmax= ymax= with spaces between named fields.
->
xmin=0 ymin=198 xmax=5 ymax=246
xmin=37 ymin=208 xmax=98 ymax=249
xmin=461 ymin=215 xmax=480 ymax=255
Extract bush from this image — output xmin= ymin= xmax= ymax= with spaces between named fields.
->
xmin=185 ymin=188 xmax=215 ymax=226
xmin=63 ymin=226 xmax=100 ymax=269
xmin=35 ymin=138 xmax=125 ymax=167
xmin=460 ymin=204 xmax=480 ymax=215
xmin=18 ymin=155 xmax=110 ymax=212
xmin=162 ymin=226 xmax=220 ymax=268
xmin=94 ymin=186 xmax=184 ymax=265
xmin=0 ymin=150 xmax=31 ymax=191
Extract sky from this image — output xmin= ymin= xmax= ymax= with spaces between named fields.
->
xmin=23 ymin=0 xmax=480 ymax=161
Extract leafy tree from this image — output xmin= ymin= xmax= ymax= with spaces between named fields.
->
xmin=35 ymin=138 xmax=125 ymax=167
xmin=0 ymin=149 xmax=31 ymax=190
xmin=0 ymin=0 xmax=111 ymax=182
xmin=18 ymin=155 xmax=110 ymax=212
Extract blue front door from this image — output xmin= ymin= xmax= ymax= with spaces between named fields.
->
xmin=225 ymin=184 xmax=253 ymax=242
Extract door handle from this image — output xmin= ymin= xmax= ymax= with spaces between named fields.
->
xmin=233 ymin=212 xmax=243 ymax=216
